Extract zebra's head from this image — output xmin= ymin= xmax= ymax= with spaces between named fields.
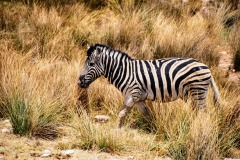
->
xmin=78 ymin=44 xmax=104 ymax=88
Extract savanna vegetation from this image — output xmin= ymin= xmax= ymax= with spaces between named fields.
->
xmin=0 ymin=0 xmax=240 ymax=159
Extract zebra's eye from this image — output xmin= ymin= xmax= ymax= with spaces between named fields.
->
xmin=89 ymin=62 xmax=95 ymax=67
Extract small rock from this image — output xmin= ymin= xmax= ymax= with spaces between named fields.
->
xmin=44 ymin=149 xmax=51 ymax=153
xmin=41 ymin=153 xmax=51 ymax=157
xmin=61 ymin=149 xmax=74 ymax=156
xmin=107 ymin=158 xmax=119 ymax=160
xmin=94 ymin=115 xmax=110 ymax=123
xmin=229 ymin=72 xmax=240 ymax=84
xmin=3 ymin=119 xmax=10 ymax=124
xmin=126 ymin=155 xmax=134 ymax=159
xmin=41 ymin=149 xmax=51 ymax=157
xmin=1 ymin=128 xmax=10 ymax=134
xmin=218 ymin=51 xmax=232 ymax=73
xmin=3 ymin=119 xmax=12 ymax=128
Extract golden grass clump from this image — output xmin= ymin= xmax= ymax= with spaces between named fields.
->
xmin=217 ymin=99 xmax=240 ymax=157
xmin=71 ymin=110 xmax=124 ymax=152
xmin=188 ymin=111 xmax=219 ymax=159
xmin=0 ymin=47 xmax=81 ymax=138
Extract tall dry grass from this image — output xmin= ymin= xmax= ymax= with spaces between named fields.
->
xmin=0 ymin=0 xmax=240 ymax=159
xmin=0 ymin=47 xmax=81 ymax=138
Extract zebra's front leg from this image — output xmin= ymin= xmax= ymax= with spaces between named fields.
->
xmin=117 ymin=95 xmax=135 ymax=128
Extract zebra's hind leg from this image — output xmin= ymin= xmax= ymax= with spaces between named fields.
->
xmin=136 ymin=101 xmax=155 ymax=130
xmin=136 ymin=101 xmax=154 ymax=122
xmin=191 ymin=91 xmax=207 ymax=110
xmin=117 ymin=95 xmax=135 ymax=128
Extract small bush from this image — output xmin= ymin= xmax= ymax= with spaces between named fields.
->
xmin=0 ymin=51 xmax=69 ymax=139
xmin=3 ymin=93 xmax=61 ymax=139
xmin=31 ymin=104 xmax=61 ymax=139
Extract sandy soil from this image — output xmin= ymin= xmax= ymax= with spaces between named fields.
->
xmin=0 ymin=120 xmax=171 ymax=160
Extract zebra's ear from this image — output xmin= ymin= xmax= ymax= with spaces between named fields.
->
xmin=96 ymin=46 xmax=102 ymax=54
xmin=87 ymin=45 xmax=96 ymax=56
xmin=95 ymin=47 xmax=102 ymax=61
xmin=87 ymin=44 xmax=90 ymax=50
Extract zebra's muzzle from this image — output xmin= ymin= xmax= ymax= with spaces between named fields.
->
xmin=78 ymin=75 xmax=89 ymax=88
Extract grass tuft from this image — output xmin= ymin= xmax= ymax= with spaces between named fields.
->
xmin=218 ymin=99 xmax=240 ymax=157
xmin=5 ymin=93 xmax=31 ymax=136
xmin=72 ymin=110 xmax=124 ymax=152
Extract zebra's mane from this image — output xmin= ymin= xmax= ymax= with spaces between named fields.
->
xmin=87 ymin=44 xmax=132 ymax=60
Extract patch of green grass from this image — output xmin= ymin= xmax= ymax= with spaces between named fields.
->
xmin=5 ymin=94 xmax=31 ymax=136
xmin=3 ymin=92 xmax=61 ymax=139
xmin=167 ymin=140 xmax=188 ymax=160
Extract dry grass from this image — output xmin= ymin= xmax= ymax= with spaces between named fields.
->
xmin=0 ymin=0 xmax=240 ymax=159
xmin=229 ymin=21 xmax=240 ymax=71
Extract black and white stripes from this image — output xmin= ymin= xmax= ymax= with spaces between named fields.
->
xmin=78 ymin=44 xmax=220 ymax=128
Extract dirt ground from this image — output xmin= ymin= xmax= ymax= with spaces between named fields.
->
xmin=0 ymin=119 xmax=171 ymax=160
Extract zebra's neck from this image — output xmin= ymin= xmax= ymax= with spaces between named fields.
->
xmin=101 ymin=47 xmax=133 ymax=91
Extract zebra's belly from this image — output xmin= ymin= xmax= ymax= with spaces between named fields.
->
xmin=145 ymin=88 xmax=179 ymax=102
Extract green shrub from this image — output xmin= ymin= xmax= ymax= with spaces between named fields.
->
xmin=5 ymin=94 xmax=31 ymax=136
xmin=3 ymin=93 xmax=61 ymax=139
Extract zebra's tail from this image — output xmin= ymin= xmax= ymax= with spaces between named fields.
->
xmin=210 ymin=76 xmax=220 ymax=106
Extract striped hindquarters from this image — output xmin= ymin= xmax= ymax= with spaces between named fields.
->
xmin=134 ymin=58 xmax=212 ymax=105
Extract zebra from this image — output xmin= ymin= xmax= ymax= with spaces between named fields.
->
xmin=78 ymin=44 xmax=220 ymax=128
